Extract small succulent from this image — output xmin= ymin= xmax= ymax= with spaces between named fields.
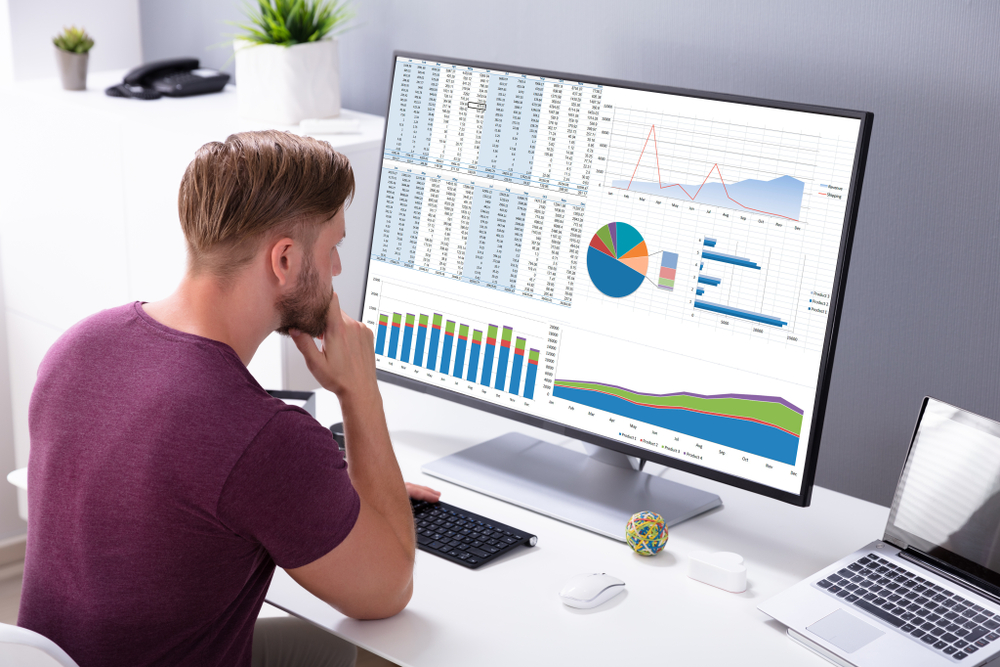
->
xmin=235 ymin=0 xmax=355 ymax=46
xmin=53 ymin=26 xmax=95 ymax=54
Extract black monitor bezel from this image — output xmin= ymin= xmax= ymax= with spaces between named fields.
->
xmin=359 ymin=50 xmax=874 ymax=508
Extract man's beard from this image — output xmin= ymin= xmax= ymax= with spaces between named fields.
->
xmin=276 ymin=255 xmax=333 ymax=338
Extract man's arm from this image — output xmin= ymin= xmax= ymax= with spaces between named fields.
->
xmin=285 ymin=293 xmax=415 ymax=619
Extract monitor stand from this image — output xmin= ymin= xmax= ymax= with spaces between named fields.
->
xmin=421 ymin=432 xmax=722 ymax=541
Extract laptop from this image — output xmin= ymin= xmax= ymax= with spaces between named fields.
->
xmin=760 ymin=397 xmax=1000 ymax=665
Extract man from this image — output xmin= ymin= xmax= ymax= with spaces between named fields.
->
xmin=19 ymin=130 xmax=437 ymax=666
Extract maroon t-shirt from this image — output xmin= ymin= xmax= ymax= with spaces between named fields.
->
xmin=19 ymin=302 xmax=360 ymax=666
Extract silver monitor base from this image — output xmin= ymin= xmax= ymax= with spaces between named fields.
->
xmin=422 ymin=432 xmax=722 ymax=541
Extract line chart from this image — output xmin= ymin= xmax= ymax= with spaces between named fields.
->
xmin=609 ymin=125 xmax=807 ymax=222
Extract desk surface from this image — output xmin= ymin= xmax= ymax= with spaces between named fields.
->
xmin=265 ymin=382 xmax=890 ymax=666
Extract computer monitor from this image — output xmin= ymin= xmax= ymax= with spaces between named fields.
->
xmin=360 ymin=52 xmax=872 ymax=536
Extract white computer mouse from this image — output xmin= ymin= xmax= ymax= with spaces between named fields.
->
xmin=559 ymin=572 xmax=626 ymax=609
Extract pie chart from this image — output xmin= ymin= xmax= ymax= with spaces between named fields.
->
xmin=587 ymin=222 xmax=649 ymax=297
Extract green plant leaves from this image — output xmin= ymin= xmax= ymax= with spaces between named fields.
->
xmin=53 ymin=26 xmax=95 ymax=53
xmin=234 ymin=0 xmax=355 ymax=46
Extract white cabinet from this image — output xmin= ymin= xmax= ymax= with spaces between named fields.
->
xmin=0 ymin=71 xmax=385 ymax=513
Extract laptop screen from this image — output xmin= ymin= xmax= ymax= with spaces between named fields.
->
xmin=885 ymin=397 xmax=1000 ymax=590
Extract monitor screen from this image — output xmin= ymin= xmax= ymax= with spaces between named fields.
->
xmin=360 ymin=52 xmax=872 ymax=505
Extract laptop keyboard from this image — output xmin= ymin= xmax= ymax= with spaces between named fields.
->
xmin=817 ymin=553 xmax=1000 ymax=661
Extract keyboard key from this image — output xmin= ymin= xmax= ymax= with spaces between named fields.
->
xmin=846 ymin=594 xmax=859 ymax=603
xmin=955 ymin=640 xmax=969 ymax=648
xmin=942 ymin=633 xmax=959 ymax=643
xmin=974 ymin=614 xmax=989 ymax=623
xmin=955 ymin=652 xmax=968 ymax=659
xmin=966 ymin=627 xmax=989 ymax=642
xmin=911 ymin=628 xmax=926 ymax=638
xmin=934 ymin=640 xmax=948 ymax=649
xmin=967 ymin=645 xmax=979 ymax=654
xmin=855 ymin=599 xmax=905 ymax=627
xmin=427 ymin=540 xmax=443 ymax=550
xmin=930 ymin=627 xmax=945 ymax=637
xmin=976 ymin=638 xmax=990 ymax=648
xmin=901 ymin=624 xmax=915 ymax=632
xmin=988 ymin=632 xmax=1000 ymax=641
xmin=945 ymin=646 xmax=957 ymax=655
xmin=985 ymin=620 xmax=1000 ymax=630
xmin=920 ymin=634 xmax=936 ymax=644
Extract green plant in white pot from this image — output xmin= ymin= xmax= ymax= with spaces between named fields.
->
xmin=53 ymin=26 xmax=95 ymax=91
xmin=234 ymin=0 xmax=355 ymax=124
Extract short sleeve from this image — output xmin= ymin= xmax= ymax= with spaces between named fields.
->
xmin=217 ymin=409 xmax=360 ymax=569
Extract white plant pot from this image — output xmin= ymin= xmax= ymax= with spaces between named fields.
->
xmin=234 ymin=38 xmax=341 ymax=125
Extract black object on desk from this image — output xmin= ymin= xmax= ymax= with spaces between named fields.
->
xmin=106 ymin=58 xmax=229 ymax=100
xmin=412 ymin=498 xmax=537 ymax=569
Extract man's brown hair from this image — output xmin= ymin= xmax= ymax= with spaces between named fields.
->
xmin=178 ymin=130 xmax=355 ymax=277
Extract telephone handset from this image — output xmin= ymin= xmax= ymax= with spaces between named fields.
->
xmin=105 ymin=58 xmax=230 ymax=100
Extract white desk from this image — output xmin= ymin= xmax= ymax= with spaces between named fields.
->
xmin=266 ymin=382 xmax=890 ymax=666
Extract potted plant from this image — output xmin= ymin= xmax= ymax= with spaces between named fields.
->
xmin=233 ymin=0 xmax=355 ymax=124
xmin=53 ymin=26 xmax=95 ymax=91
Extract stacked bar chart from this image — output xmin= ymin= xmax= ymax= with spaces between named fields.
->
xmin=375 ymin=314 xmax=389 ymax=355
xmin=375 ymin=310 xmax=541 ymax=399
xmin=658 ymin=252 xmax=678 ymax=291
xmin=401 ymin=314 xmax=415 ymax=363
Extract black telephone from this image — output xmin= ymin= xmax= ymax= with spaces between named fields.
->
xmin=105 ymin=58 xmax=230 ymax=100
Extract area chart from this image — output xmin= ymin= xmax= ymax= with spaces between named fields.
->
xmin=587 ymin=222 xmax=649 ymax=298
xmin=553 ymin=379 xmax=803 ymax=465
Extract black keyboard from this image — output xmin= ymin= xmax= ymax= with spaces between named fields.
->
xmin=817 ymin=552 xmax=1000 ymax=661
xmin=411 ymin=498 xmax=537 ymax=569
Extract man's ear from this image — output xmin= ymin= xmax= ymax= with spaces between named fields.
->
xmin=269 ymin=237 xmax=297 ymax=287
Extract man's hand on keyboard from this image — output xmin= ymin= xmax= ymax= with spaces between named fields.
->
xmin=406 ymin=482 xmax=441 ymax=503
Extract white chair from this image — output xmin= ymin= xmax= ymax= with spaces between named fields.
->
xmin=0 ymin=622 xmax=80 ymax=667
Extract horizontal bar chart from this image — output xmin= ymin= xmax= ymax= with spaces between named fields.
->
xmin=702 ymin=250 xmax=761 ymax=270
xmin=693 ymin=300 xmax=787 ymax=327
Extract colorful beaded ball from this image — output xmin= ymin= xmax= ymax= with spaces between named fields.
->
xmin=625 ymin=511 xmax=668 ymax=556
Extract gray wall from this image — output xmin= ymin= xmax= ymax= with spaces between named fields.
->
xmin=140 ymin=0 xmax=1000 ymax=507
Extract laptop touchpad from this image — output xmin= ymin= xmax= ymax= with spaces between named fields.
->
xmin=807 ymin=609 xmax=885 ymax=653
